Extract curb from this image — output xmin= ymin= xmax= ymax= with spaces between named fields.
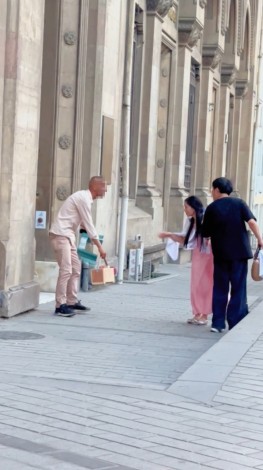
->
xmin=167 ymin=297 xmax=263 ymax=404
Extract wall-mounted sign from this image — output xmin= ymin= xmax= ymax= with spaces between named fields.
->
xmin=35 ymin=211 xmax=46 ymax=229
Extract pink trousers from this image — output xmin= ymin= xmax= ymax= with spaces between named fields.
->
xmin=191 ymin=246 xmax=213 ymax=317
xmin=49 ymin=235 xmax=81 ymax=307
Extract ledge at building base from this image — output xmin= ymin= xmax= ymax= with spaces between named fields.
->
xmin=35 ymin=261 xmax=58 ymax=292
xmin=0 ymin=281 xmax=40 ymax=318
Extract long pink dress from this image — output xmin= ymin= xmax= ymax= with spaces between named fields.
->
xmin=190 ymin=240 xmax=213 ymax=317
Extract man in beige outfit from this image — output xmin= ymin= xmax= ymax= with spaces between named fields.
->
xmin=49 ymin=176 xmax=107 ymax=317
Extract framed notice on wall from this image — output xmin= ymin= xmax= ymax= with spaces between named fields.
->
xmin=35 ymin=211 xmax=46 ymax=229
xmin=101 ymin=115 xmax=114 ymax=184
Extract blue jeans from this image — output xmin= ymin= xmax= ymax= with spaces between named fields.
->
xmin=212 ymin=259 xmax=248 ymax=330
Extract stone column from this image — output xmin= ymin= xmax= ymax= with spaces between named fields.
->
xmin=168 ymin=46 xmax=191 ymax=231
xmin=167 ymin=17 xmax=203 ymax=231
xmin=171 ymin=46 xmax=192 ymax=190
xmin=52 ymin=0 xmax=80 ymax=219
xmin=35 ymin=0 xmax=80 ymax=291
xmin=195 ymin=47 xmax=222 ymax=204
xmin=195 ymin=68 xmax=214 ymax=197
xmin=167 ymin=45 xmax=192 ymax=230
xmin=229 ymin=97 xmax=242 ymax=192
xmin=237 ymin=83 xmax=254 ymax=201
xmin=0 ymin=0 xmax=45 ymax=317
xmin=228 ymin=81 xmax=247 ymax=194
xmin=215 ymin=84 xmax=230 ymax=177
xmin=136 ymin=10 xmax=164 ymax=216
xmin=82 ymin=0 xmax=107 ymax=181
xmin=215 ymin=66 xmax=237 ymax=177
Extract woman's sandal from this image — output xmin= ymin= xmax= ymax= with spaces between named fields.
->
xmin=187 ymin=314 xmax=208 ymax=325
xmin=187 ymin=315 xmax=200 ymax=324
xmin=194 ymin=315 xmax=208 ymax=325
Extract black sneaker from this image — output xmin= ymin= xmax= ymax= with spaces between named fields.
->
xmin=55 ymin=304 xmax=75 ymax=317
xmin=68 ymin=301 xmax=90 ymax=311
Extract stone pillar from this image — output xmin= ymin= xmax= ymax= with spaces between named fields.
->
xmin=136 ymin=10 xmax=164 ymax=216
xmin=215 ymin=84 xmax=230 ymax=177
xmin=172 ymin=46 xmax=192 ymax=189
xmin=215 ymin=66 xmax=237 ymax=177
xmin=82 ymin=0 xmax=107 ymax=181
xmin=237 ymin=83 xmax=254 ymax=201
xmin=228 ymin=94 xmax=243 ymax=195
xmin=167 ymin=44 xmax=192 ymax=231
xmin=195 ymin=68 xmax=215 ymax=199
xmin=35 ymin=0 xmax=80 ymax=290
xmin=0 ymin=0 xmax=45 ymax=317
xmin=229 ymin=82 xmax=247 ymax=194
xmin=195 ymin=47 xmax=222 ymax=204
xmin=167 ymin=15 xmax=203 ymax=231
xmin=35 ymin=0 xmax=61 ymax=265
xmin=52 ymin=0 xmax=80 ymax=219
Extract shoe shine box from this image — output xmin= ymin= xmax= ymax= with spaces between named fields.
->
xmin=90 ymin=266 xmax=115 ymax=285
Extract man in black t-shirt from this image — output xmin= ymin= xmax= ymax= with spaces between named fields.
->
xmin=202 ymin=177 xmax=263 ymax=332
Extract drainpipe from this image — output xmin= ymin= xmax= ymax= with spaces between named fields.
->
xmin=117 ymin=1 xmax=135 ymax=283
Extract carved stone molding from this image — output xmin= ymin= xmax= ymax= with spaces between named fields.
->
xmin=146 ymin=0 xmax=173 ymax=17
xmin=158 ymin=128 xmax=166 ymax=138
xmin=157 ymin=159 xmax=164 ymax=168
xmin=221 ymin=0 xmax=228 ymax=36
xmin=56 ymin=186 xmax=69 ymax=201
xmin=58 ymin=135 xmax=72 ymax=149
xmin=61 ymin=85 xmax=73 ymax=98
xmin=178 ymin=19 xmax=203 ymax=49
xmin=160 ymin=98 xmax=167 ymax=107
xmin=202 ymin=45 xmax=223 ymax=70
xmin=237 ymin=0 xmax=243 ymax=56
xmin=235 ymin=79 xmax=249 ymax=98
xmin=194 ymin=0 xmax=207 ymax=7
xmin=167 ymin=5 xmax=176 ymax=23
xmin=64 ymin=31 xmax=77 ymax=45
xmin=221 ymin=65 xmax=237 ymax=85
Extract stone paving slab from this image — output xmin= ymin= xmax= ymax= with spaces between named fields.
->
xmin=168 ymin=298 xmax=263 ymax=402
xmin=1 ymin=376 xmax=263 ymax=469
xmin=0 ymin=263 xmax=262 ymax=469
xmin=0 ymin=264 xmax=222 ymax=390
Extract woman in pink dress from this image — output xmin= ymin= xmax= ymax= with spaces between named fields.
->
xmin=159 ymin=196 xmax=213 ymax=325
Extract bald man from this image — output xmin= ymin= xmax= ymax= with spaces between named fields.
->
xmin=49 ymin=176 xmax=107 ymax=317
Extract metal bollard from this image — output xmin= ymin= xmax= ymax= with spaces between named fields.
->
xmin=81 ymin=262 xmax=90 ymax=292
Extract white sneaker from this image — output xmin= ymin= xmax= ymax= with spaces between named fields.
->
xmin=210 ymin=327 xmax=225 ymax=333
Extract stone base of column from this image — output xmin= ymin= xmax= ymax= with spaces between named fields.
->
xmin=0 ymin=281 xmax=40 ymax=318
xmin=167 ymin=188 xmax=188 ymax=231
xmin=35 ymin=261 xmax=58 ymax=293
xmin=231 ymin=190 xmax=240 ymax=198
xmin=165 ymin=248 xmax=192 ymax=264
xmin=136 ymin=186 xmax=162 ymax=216
xmin=195 ymin=188 xmax=213 ymax=207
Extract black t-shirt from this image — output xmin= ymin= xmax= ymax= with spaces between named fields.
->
xmin=202 ymin=197 xmax=255 ymax=260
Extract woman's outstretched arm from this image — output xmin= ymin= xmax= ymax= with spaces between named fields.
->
xmin=158 ymin=232 xmax=185 ymax=244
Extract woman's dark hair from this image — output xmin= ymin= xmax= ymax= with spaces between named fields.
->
xmin=212 ymin=177 xmax=233 ymax=195
xmin=184 ymin=196 xmax=204 ymax=247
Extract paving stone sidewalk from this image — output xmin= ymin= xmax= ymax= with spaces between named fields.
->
xmin=0 ymin=263 xmax=262 ymax=469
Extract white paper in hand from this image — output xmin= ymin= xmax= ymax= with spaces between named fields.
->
xmin=166 ymin=239 xmax=179 ymax=261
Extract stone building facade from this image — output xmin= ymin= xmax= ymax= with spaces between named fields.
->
xmin=0 ymin=0 xmax=262 ymax=316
